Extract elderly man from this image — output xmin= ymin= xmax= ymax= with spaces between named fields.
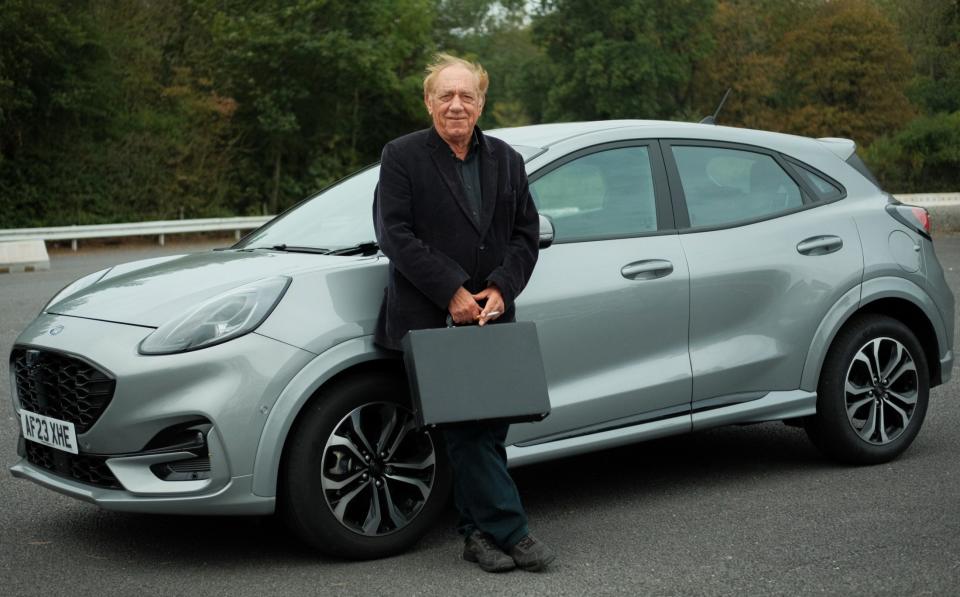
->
xmin=372 ymin=54 xmax=554 ymax=572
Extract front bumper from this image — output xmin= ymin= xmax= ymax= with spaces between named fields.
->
xmin=9 ymin=313 xmax=313 ymax=512
xmin=9 ymin=459 xmax=274 ymax=515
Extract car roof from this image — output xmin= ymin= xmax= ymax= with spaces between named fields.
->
xmin=487 ymin=120 xmax=684 ymax=147
xmin=487 ymin=119 xmax=855 ymax=172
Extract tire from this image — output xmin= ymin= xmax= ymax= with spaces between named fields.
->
xmin=805 ymin=314 xmax=930 ymax=465
xmin=280 ymin=370 xmax=451 ymax=559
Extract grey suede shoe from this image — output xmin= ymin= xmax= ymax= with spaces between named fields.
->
xmin=462 ymin=531 xmax=516 ymax=573
xmin=508 ymin=534 xmax=555 ymax=571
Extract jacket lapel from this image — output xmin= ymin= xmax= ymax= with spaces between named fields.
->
xmin=426 ymin=128 xmax=482 ymax=234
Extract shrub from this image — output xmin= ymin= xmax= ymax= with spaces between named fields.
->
xmin=863 ymin=112 xmax=960 ymax=193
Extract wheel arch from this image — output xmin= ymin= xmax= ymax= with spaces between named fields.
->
xmin=801 ymin=277 xmax=947 ymax=392
xmin=856 ymin=297 xmax=942 ymax=387
xmin=251 ymin=336 xmax=402 ymax=498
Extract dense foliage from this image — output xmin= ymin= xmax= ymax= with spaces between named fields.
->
xmin=1 ymin=0 xmax=958 ymax=228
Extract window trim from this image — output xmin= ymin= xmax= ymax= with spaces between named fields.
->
xmin=660 ymin=139 xmax=833 ymax=233
xmin=781 ymin=156 xmax=848 ymax=203
xmin=844 ymin=152 xmax=881 ymax=189
xmin=527 ymin=140 xmax=676 ymax=244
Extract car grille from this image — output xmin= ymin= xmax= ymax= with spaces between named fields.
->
xmin=11 ymin=348 xmax=116 ymax=434
xmin=151 ymin=456 xmax=211 ymax=481
xmin=25 ymin=442 xmax=122 ymax=489
xmin=167 ymin=457 xmax=211 ymax=473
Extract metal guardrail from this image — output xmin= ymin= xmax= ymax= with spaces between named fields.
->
xmin=897 ymin=193 xmax=960 ymax=205
xmin=0 ymin=193 xmax=957 ymax=252
xmin=0 ymin=216 xmax=274 ymax=251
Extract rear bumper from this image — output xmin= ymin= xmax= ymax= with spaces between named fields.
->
xmin=939 ymin=350 xmax=954 ymax=386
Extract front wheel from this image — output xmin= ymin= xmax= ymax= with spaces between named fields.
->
xmin=805 ymin=314 xmax=930 ymax=464
xmin=281 ymin=370 xmax=451 ymax=559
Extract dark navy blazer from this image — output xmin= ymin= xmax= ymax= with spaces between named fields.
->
xmin=372 ymin=126 xmax=540 ymax=351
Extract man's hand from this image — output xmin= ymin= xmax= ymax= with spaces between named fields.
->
xmin=448 ymin=287 xmax=482 ymax=325
xmin=472 ymin=285 xmax=504 ymax=326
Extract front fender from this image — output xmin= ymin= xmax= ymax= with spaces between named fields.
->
xmin=250 ymin=336 xmax=396 ymax=497
xmin=800 ymin=276 xmax=948 ymax=391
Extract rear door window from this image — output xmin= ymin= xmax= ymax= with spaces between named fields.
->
xmin=670 ymin=145 xmax=804 ymax=228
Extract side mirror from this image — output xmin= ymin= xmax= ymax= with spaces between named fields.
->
xmin=538 ymin=214 xmax=555 ymax=249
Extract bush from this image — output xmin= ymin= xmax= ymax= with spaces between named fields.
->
xmin=863 ymin=112 xmax=960 ymax=193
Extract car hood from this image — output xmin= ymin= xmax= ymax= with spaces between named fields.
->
xmin=46 ymin=249 xmax=374 ymax=327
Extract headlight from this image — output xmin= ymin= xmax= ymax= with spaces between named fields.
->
xmin=42 ymin=268 xmax=113 ymax=313
xmin=138 ymin=276 xmax=291 ymax=355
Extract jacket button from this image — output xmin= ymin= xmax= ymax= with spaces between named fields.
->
xmin=479 ymin=244 xmax=485 ymax=250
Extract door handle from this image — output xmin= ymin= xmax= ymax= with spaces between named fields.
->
xmin=796 ymin=235 xmax=843 ymax=256
xmin=621 ymin=259 xmax=674 ymax=280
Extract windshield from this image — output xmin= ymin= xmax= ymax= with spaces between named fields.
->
xmin=235 ymin=166 xmax=380 ymax=250
xmin=234 ymin=142 xmax=543 ymax=251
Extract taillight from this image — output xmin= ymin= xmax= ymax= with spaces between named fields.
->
xmin=911 ymin=207 xmax=931 ymax=235
xmin=886 ymin=202 xmax=932 ymax=240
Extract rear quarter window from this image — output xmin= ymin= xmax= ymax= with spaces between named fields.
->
xmin=793 ymin=164 xmax=844 ymax=202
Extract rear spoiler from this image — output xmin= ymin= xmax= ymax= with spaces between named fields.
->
xmin=816 ymin=137 xmax=857 ymax=160
xmin=817 ymin=136 xmax=882 ymax=188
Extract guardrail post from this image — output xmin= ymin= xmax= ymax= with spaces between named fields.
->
xmin=159 ymin=233 xmax=165 ymax=246
xmin=235 ymin=229 xmax=241 ymax=241
xmin=71 ymin=239 xmax=77 ymax=252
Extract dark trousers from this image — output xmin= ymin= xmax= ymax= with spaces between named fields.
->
xmin=442 ymin=421 xmax=529 ymax=549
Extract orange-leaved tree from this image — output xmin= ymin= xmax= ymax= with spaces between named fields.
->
xmin=775 ymin=0 xmax=914 ymax=145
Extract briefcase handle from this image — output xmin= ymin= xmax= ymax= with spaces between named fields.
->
xmin=447 ymin=308 xmax=506 ymax=327
xmin=445 ymin=314 xmax=474 ymax=328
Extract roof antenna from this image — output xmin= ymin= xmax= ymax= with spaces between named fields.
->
xmin=699 ymin=88 xmax=732 ymax=125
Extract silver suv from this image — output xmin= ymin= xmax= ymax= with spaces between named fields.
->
xmin=10 ymin=120 xmax=954 ymax=559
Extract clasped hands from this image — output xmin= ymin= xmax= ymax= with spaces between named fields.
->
xmin=448 ymin=285 xmax=504 ymax=326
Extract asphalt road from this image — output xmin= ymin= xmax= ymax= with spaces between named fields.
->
xmin=1 ymin=239 xmax=959 ymax=596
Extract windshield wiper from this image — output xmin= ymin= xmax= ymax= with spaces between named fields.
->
xmin=245 ymin=242 xmax=379 ymax=256
xmin=327 ymin=241 xmax=380 ymax=256
xmin=255 ymin=244 xmax=333 ymax=254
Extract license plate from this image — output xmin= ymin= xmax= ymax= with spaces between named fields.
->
xmin=20 ymin=409 xmax=78 ymax=454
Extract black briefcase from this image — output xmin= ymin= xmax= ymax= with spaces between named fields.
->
xmin=401 ymin=320 xmax=551 ymax=428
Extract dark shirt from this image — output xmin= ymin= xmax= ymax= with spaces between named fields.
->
xmin=451 ymin=132 xmax=482 ymax=221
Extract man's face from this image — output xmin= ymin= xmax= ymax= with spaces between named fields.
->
xmin=425 ymin=65 xmax=484 ymax=145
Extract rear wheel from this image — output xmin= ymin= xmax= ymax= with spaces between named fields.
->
xmin=281 ymin=370 xmax=451 ymax=559
xmin=805 ymin=314 xmax=929 ymax=464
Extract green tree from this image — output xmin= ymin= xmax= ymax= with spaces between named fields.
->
xmin=208 ymin=0 xmax=435 ymax=213
xmin=877 ymin=0 xmax=960 ymax=114
xmin=0 ymin=0 xmax=105 ymax=163
xmin=85 ymin=0 xmax=243 ymax=221
xmin=434 ymin=0 xmax=528 ymax=43
xmin=0 ymin=0 xmax=249 ymax=227
xmin=436 ymin=1 xmax=549 ymax=128
xmin=532 ymin=0 xmax=716 ymax=121
xmin=0 ymin=0 xmax=111 ymax=227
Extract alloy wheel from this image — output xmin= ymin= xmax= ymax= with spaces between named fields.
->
xmin=844 ymin=337 xmax=919 ymax=445
xmin=321 ymin=402 xmax=436 ymax=536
